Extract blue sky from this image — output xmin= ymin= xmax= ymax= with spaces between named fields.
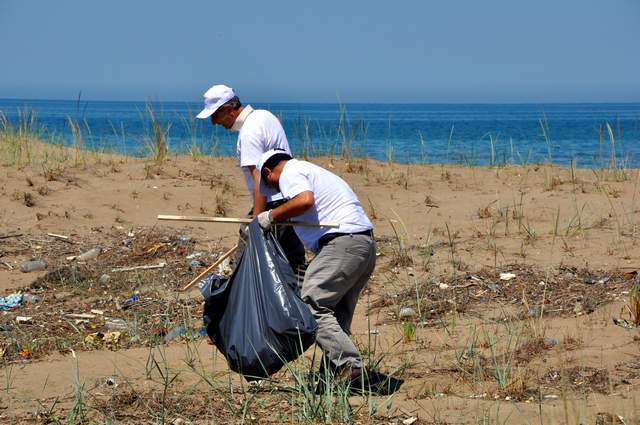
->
xmin=1 ymin=0 xmax=639 ymax=103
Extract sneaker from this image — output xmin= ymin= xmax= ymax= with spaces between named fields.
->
xmin=348 ymin=370 xmax=404 ymax=396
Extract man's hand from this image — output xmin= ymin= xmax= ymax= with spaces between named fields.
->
xmin=257 ymin=210 xmax=273 ymax=231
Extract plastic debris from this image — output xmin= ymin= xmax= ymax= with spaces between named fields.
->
xmin=121 ymin=295 xmax=140 ymax=310
xmin=164 ymin=325 xmax=186 ymax=343
xmin=499 ymin=272 xmax=516 ymax=281
xmin=190 ymin=260 xmax=206 ymax=268
xmin=399 ymin=307 xmax=417 ymax=319
xmin=0 ymin=293 xmax=23 ymax=310
xmin=105 ymin=319 xmax=127 ymax=330
xmin=99 ymin=274 xmax=111 ymax=284
xmin=20 ymin=259 xmax=48 ymax=273
xmin=543 ymin=338 xmax=560 ymax=346
xmin=103 ymin=331 xmax=122 ymax=347
xmin=438 ymin=282 xmax=450 ymax=290
xmin=16 ymin=316 xmax=32 ymax=324
xmin=22 ymin=293 xmax=40 ymax=303
xmin=76 ymin=246 xmax=103 ymax=261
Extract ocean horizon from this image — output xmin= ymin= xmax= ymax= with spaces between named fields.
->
xmin=1 ymin=98 xmax=639 ymax=167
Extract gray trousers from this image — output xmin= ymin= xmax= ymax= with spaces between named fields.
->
xmin=301 ymin=233 xmax=376 ymax=371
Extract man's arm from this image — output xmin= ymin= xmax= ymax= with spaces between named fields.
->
xmin=247 ymin=166 xmax=267 ymax=217
xmin=270 ymin=191 xmax=314 ymax=221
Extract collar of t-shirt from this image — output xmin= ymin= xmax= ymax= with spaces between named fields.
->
xmin=231 ymin=105 xmax=254 ymax=132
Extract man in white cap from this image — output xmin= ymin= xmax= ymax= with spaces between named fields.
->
xmin=256 ymin=149 xmax=401 ymax=394
xmin=196 ymin=84 xmax=305 ymax=272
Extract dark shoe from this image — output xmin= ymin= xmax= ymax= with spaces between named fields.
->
xmin=348 ymin=370 xmax=404 ymax=396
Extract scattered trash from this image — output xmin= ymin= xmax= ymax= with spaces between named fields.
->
xmin=198 ymin=327 xmax=207 ymax=337
xmin=186 ymin=252 xmax=203 ymax=259
xmin=499 ymin=272 xmax=516 ymax=281
xmin=190 ymin=260 xmax=206 ymax=268
xmin=543 ymin=394 xmax=559 ymax=400
xmin=78 ymin=246 xmax=103 ymax=261
xmin=178 ymin=236 xmax=191 ymax=247
xmin=613 ymin=318 xmax=633 ymax=329
xmin=19 ymin=347 xmax=31 ymax=358
xmin=16 ymin=316 xmax=32 ymax=324
xmin=543 ymin=338 xmax=560 ymax=346
xmin=99 ymin=274 xmax=111 ymax=284
xmin=76 ymin=246 xmax=103 ymax=262
xmin=624 ymin=270 xmax=638 ymax=280
xmin=0 ymin=293 xmax=23 ymax=310
xmin=91 ymin=309 xmax=104 ymax=315
xmin=402 ymin=417 xmax=418 ymax=425
xmin=399 ymin=307 xmax=417 ymax=319
xmin=105 ymin=318 xmax=127 ymax=330
xmin=487 ymin=283 xmax=500 ymax=291
xmin=538 ymin=281 xmax=546 ymax=286
xmin=111 ymin=262 xmax=166 ymax=273
xmin=218 ymin=256 xmax=232 ymax=275
xmin=84 ymin=332 xmax=102 ymax=346
xmin=47 ymin=233 xmax=73 ymax=243
xmin=584 ymin=276 xmax=610 ymax=285
xmin=103 ymin=331 xmax=122 ymax=348
xmin=22 ymin=293 xmax=40 ymax=303
xmin=438 ymin=282 xmax=449 ymax=290
xmin=30 ymin=264 xmax=88 ymax=289
xmin=164 ymin=325 xmax=186 ymax=343
xmin=66 ymin=313 xmax=97 ymax=319
xmin=20 ymin=259 xmax=48 ymax=273
xmin=105 ymin=377 xmax=118 ymax=388
xmin=121 ymin=295 xmax=140 ymax=310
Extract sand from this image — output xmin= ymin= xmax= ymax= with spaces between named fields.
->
xmin=1 ymin=148 xmax=640 ymax=424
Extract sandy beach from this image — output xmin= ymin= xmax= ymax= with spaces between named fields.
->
xmin=1 ymin=143 xmax=640 ymax=424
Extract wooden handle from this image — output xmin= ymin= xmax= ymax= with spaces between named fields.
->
xmin=158 ymin=214 xmax=340 ymax=229
xmin=181 ymin=244 xmax=239 ymax=292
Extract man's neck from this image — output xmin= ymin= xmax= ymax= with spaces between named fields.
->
xmin=231 ymin=105 xmax=254 ymax=132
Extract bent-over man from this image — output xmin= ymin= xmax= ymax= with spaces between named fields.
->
xmin=255 ymin=149 xmax=377 ymax=388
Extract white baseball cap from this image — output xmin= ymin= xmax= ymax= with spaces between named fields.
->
xmin=196 ymin=84 xmax=236 ymax=119
xmin=257 ymin=149 xmax=292 ymax=196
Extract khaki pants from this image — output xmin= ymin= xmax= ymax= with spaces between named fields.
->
xmin=301 ymin=233 xmax=376 ymax=371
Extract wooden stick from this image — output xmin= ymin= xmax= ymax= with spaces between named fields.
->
xmin=111 ymin=262 xmax=167 ymax=273
xmin=47 ymin=233 xmax=74 ymax=243
xmin=181 ymin=244 xmax=238 ymax=292
xmin=157 ymin=215 xmax=340 ymax=229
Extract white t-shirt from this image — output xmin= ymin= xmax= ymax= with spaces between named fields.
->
xmin=275 ymin=159 xmax=373 ymax=252
xmin=235 ymin=107 xmax=291 ymax=202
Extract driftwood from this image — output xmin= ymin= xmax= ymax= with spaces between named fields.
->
xmin=111 ymin=262 xmax=167 ymax=273
xmin=157 ymin=215 xmax=340 ymax=228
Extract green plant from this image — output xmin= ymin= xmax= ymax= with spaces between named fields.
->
xmin=628 ymin=283 xmax=640 ymax=326
xmin=143 ymin=100 xmax=170 ymax=165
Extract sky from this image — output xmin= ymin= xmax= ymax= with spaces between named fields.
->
xmin=1 ymin=0 xmax=639 ymax=103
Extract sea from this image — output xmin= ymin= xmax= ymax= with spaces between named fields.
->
xmin=1 ymin=99 xmax=639 ymax=167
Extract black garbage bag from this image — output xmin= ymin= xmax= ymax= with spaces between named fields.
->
xmin=200 ymin=220 xmax=317 ymax=379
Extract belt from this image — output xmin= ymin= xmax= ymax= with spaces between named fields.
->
xmin=318 ymin=229 xmax=373 ymax=248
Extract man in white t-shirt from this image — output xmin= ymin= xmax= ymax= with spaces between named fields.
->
xmin=196 ymin=84 xmax=305 ymax=272
xmin=255 ymin=149 xmax=389 ymax=392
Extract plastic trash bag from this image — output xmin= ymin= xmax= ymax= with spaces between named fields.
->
xmin=200 ymin=220 xmax=317 ymax=379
